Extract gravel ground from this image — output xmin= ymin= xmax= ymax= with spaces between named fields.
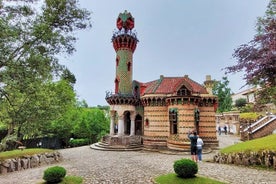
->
xmin=0 ymin=134 xmax=275 ymax=184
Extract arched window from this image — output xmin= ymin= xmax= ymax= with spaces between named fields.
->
xmin=116 ymin=57 xmax=119 ymax=67
xmin=134 ymin=85 xmax=139 ymax=98
xmin=177 ymin=86 xmax=191 ymax=96
xmin=127 ymin=62 xmax=131 ymax=71
xmin=115 ymin=78 xmax=119 ymax=93
xmin=145 ymin=118 xmax=149 ymax=127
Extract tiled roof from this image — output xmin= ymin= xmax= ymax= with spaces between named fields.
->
xmin=138 ymin=76 xmax=208 ymax=95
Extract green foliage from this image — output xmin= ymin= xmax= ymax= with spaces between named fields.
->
xmin=0 ymin=79 xmax=77 ymax=143
xmin=59 ymin=176 xmax=83 ymax=184
xmin=235 ymin=98 xmax=247 ymax=108
xmin=0 ymin=148 xmax=53 ymax=161
xmin=71 ymin=108 xmax=109 ymax=143
xmin=0 ymin=0 xmax=91 ymax=147
xmin=173 ymin=158 xmax=198 ymax=178
xmin=155 ymin=173 xmax=225 ymax=184
xmin=239 ymin=112 xmax=261 ymax=121
xmin=212 ymin=77 xmax=233 ymax=112
xmin=69 ymin=138 xmax=89 ymax=147
xmin=256 ymin=86 xmax=276 ymax=105
xmin=40 ymin=105 xmax=109 ymax=147
xmin=220 ymin=134 xmax=276 ymax=154
xmin=39 ymin=176 xmax=83 ymax=184
xmin=239 ymin=104 xmax=254 ymax=113
xmin=43 ymin=166 xmax=67 ymax=183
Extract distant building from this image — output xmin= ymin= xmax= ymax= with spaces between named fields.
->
xmin=231 ymin=86 xmax=260 ymax=105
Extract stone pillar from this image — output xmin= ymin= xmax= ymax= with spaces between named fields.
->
xmin=109 ymin=111 xmax=115 ymax=135
xmin=118 ymin=113 xmax=124 ymax=136
xmin=130 ymin=112 xmax=136 ymax=136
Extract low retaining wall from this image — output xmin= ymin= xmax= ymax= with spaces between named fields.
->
xmin=0 ymin=151 xmax=62 ymax=174
xmin=213 ymin=150 xmax=276 ymax=170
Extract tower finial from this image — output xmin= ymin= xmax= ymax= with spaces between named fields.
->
xmin=116 ymin=10 xmax=134 ymax=30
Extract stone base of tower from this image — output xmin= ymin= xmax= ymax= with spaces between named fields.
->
xmin=143 ymin=136 xmax=219 ymax=152
xmin=167 ymin=139 xmax=219 ymax=152
xmin=143 ymin=136 xmax=168 ymax=150
xmin=90 ymin=135 xmax=143 ymax=151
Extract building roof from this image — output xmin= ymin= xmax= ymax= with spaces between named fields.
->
xmin=138 ymin=75 xmax=208 ymax=95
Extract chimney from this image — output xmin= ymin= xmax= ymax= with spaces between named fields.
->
xmin=204 ymin=75 xmax=214 ymax=95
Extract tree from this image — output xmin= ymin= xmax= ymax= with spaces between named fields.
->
xmin=225 ymin=0 xmax=276 ymax=105
xmin=235 ymin=98 xmax=247 ymax=108
xmin=0 ymin=79 xmax=77 ymax=150
xmin=0 ymin=0 xmax=91 ymax=88
xmin=72 ymin=108 xmax=109 ymax=143
xmin=212 ymin=77 xmax=233 ymax=113
xmin=0 ymin=0 xmax=92 ymax=149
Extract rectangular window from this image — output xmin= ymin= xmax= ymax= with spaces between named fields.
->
xmin=169 ymin=109 xmax=178 ymax=134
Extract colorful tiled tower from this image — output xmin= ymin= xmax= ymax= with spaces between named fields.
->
xmin=105 ymin=11 xmax=142 ymax=147
xmin=112 ymin=10 xmax=138 ymax=95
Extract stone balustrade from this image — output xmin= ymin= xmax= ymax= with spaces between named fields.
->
xmin=0 ymin=151 xmax=62 ymax=174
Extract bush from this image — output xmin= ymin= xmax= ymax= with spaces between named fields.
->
xmin=43 ymin=166 xmax=67 ymax=183
xmin=69 ymin=138 xmax=89 ymax=147
xmin=173 ymin=158 xmax=198 ymax=178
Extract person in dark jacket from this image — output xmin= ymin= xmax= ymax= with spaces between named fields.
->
xmin=188 ymin=130 xmax=198 ymax=162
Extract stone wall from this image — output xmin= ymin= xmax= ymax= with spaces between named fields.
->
xmin=0 ymin=151 xmax=62 ymax=174
xmin=213 ymin=150 xmax=276 ymax=170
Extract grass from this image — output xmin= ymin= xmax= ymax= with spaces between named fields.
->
xmin=0 ymin=148 xmax=53 ymax=161
xmin=220 ymin=134 xmax=276 ymax=154
xmin=154 ymin=173 xmax=225 ymax=184
xmin=38 ymin=176 xmax=83 ymax=184
xmin=60 ymin=176 xmax=83 ymax=184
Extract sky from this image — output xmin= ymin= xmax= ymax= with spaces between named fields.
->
xmin=60 ymin=0 xmax=270 ymax=107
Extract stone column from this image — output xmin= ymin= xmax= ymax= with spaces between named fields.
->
xmin=118 ymin=113 xmax=124 ymax=136
xmin=109 ymin=111 xmax=115 ymax=135
xmin=130 ymin=112 xmax=136 ymax=136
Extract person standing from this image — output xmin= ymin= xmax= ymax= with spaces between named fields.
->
xmin=218 ymin=126 xmax=221 ymax=135
xmin=224 ymin=125 xmax=227 ymax=135
xmin=188 ymin=130 xmax=198 ymax=162
xmin=197 ymin=136 xmax=204 ymax=162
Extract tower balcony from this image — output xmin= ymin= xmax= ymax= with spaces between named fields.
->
xmin=105 ymin=91 xmax=140 ymax=105
xmin=112 ymin=30 xmax=138 ymax=52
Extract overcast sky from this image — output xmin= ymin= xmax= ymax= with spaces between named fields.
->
xmin=60 ymin=0 xmax=269 ymax=107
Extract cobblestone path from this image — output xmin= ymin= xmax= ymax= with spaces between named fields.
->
xmin=0 ymin=134 xmax=275 ymax=184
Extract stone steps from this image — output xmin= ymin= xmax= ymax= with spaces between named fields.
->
xmin=90 ymin=142 xmax=143 ymax=151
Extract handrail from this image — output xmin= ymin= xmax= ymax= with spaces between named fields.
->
xmin=243 ymin=116 xmax=268 ymax=132
xmin=251 ymin=116 xmax=276 ymax=134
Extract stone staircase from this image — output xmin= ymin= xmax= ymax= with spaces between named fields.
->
xmin=90 ymin=135 xmax=143 ymax=151
xmin=241 ymin=115 xmax=276 ymax=141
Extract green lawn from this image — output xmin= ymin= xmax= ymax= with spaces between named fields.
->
xmin=220 ymin=134 xmax=276 ymax=154
xmin=0 ymin=148 xmax=53 ymax=161
xmin=38 ymin=176 xmax=83 ymax=184
xmin=154 ymin=173 xmax=225 ymax=184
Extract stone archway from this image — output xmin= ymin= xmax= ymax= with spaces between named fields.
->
xmin=135 ymin=114 xmax=142 ymax=135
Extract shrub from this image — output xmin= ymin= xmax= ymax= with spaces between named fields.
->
xmin=173 ymin=158 xmax=198 ymax=178
xmin=69 ymin=138 xmax=89 ymax=147
xmin=43 ymin=166 xmax=66 ymax=183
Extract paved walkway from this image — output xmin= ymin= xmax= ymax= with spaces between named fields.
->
xmin=0 ymin=134 xmax=275 ymax=184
